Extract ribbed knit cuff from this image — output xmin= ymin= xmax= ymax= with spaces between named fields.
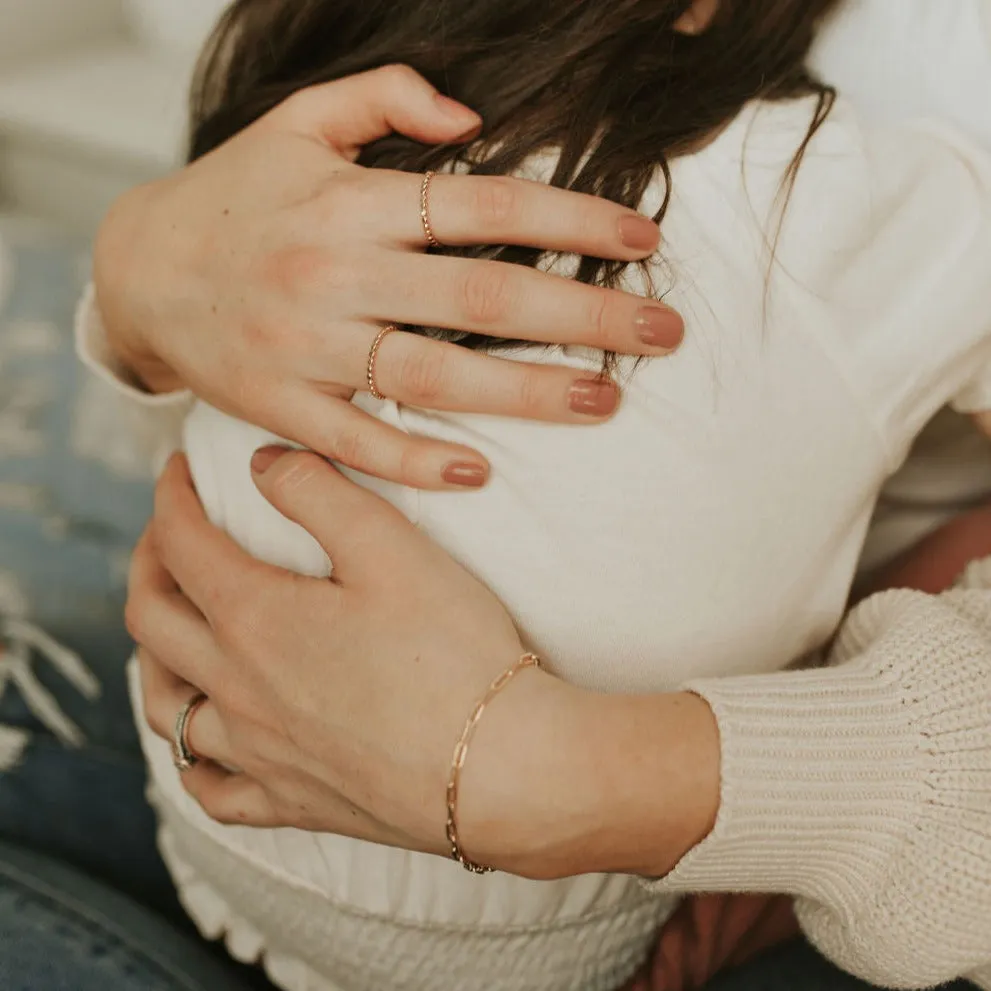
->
xmin=74 ymin=282 xmax=193 ymax=409
xmin=642 ymin=649 xmax=924 ymax=907
xmin=642 ymin=585 xmax=991 ymax=988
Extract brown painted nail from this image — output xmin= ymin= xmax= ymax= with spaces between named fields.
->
xmin=251 ymin=445 xmax=290 ymax=475
xmin=635 ymin=305 xmax=683 ymax=350
xmin=619 ymin=216 xmax=660 ymax=251
xmin=569 ymin=379 xmax=619 ymax=416
xmin=442 ymin=461 xmax=488 ymax=487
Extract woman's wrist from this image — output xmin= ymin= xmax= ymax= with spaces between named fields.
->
xmin=461 ymin=668 xmax=720 ymax=881
xmin=93 ymin=180 xmax=185 ymax=395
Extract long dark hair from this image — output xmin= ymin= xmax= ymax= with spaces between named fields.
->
xmin=190 ymin=0 xmax=842 ymax=354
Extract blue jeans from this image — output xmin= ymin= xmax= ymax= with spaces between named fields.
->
xmin=0 ymin=839 xmax=256 ymax=991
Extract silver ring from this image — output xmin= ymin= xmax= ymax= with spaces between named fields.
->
xmin=173 ymin=691 xmax=208 ymax=773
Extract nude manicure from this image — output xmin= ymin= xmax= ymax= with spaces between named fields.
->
xmin=635 ymin=305 xmax=683 ymax=350
xmin=442 ymin=461 xmax=488 ymax=487
xmin=569 ymin=379 xmax=619 ymax=416
xmin=619 ymin=216 xmax=660 ymax=251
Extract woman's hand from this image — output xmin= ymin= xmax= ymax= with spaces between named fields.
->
xmin=96 ymin=66 xmax=682 ymax=490
xmin=128 ymin=450 xmax=719 ymax=880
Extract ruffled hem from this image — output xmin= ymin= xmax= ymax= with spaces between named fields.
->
xmin=156 ymin=815 xmax=675 ymax=991
xmin=162 ymin=828 xmax=343 ymax=991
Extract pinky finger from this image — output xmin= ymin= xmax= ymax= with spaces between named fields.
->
xmin=273 ymin=390 xmax=491 ymax=490
xmin=181 ymin=762 xmax=282 ymax=829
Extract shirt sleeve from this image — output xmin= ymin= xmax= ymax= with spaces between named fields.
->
xmin=642 ymin=571 xmax=991 ymax=990
xmin=74 ymin=283 xmax=192 ymax=473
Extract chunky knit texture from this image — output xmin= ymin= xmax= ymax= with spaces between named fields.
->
xmin=645 ymin=582 xmax=991 ymax=990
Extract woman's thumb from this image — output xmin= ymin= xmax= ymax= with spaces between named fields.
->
xmin=270 ymin=64 xmax=481 ymax=157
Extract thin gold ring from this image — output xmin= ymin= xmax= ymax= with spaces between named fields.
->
xmin=366 ymin=325 xmax=397 ymax=401
xmin=420 ymin=171 xmax=441 ymax=249
xmin=173 ymin=691 xmax=208 ymax=773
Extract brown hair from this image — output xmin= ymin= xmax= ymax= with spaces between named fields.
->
xmin=190 ymin=0 xmax=843 ymax=355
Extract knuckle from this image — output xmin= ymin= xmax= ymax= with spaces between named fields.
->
xmin=123 ymin=598 xmax=143 ymax=644
xmin=397 ymin=440 xmax=430 ymax=488
xmin=281 ymin=86 xmax=321 ymax=117
xmin=375 ymin=63 xmax=420 ymax=93
xmin=124 ymin=593 xmax=151 ymax=645
xmin=587 ymin=291 xmax=615 ymax=349
xmin=141 ymin=683 xmax=171 ymax=738
xmin=397 ymin=347 xmax=447 ymax=405
xmin=459 ymin=265 xmax=514 ymax=327
xmin=514 ymin=367 xmax=545 ymax=418
xmin=471 ymin=177 xmax=523 ymax=230
xmin=216 ymin=585 xmax=276 ymax=661
xmin=144 ymin=704 xmax=170 ymax=741
xmin=260 ymin=244 xmax=340 ymax=297
xmin=195 ymin=791 xmax=236 ymax=825
xmin=328 ymin=429 xmax=372 ymax=470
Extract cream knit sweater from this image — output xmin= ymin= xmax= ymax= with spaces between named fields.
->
xmin=650 ymin=576 xmax=991 ymax=990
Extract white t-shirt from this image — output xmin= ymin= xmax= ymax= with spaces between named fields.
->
xmin=130 ymin=94 xmax=991 ymax=991
xmin=811 ymin=0 xmax=991 ymax=570
xmin=812 ymin=0 xmax=991 ymax=144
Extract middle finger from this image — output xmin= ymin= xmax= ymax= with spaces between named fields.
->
xmin=376 ymin=253 xmax=683 ymax=356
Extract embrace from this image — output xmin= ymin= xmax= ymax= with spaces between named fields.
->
xmin=71 ymin=1 xmax=991 ymax=990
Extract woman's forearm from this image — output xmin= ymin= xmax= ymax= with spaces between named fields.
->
xmin=636 ymin=586 xmax=991 ymax=990
xmin=458 ymin=672 xmax=720 ymax=881
xmin=93 ymin=183 xmax=185 ymax=395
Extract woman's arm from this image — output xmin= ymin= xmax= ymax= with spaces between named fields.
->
xmin=640 ymin=497 xmax=991 ymax=991
xmin=130 ymin=454 xmax=721 ymax=878
xmin=88 ymin=67 xmax=681 ymax=490
xmin=132 ymin=449 xmax=991 ymax=991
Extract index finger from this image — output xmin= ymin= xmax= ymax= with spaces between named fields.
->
xmin=153 ymin=454 xmax=274 ymax=620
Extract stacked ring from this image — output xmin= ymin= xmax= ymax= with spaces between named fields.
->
xmin=366 ymin=324 xmax=397 ymax=401
xmin=420 ymin=171 xmax=442 ymax=249
xmin=173 ymin=691 xmax=208 ymax=773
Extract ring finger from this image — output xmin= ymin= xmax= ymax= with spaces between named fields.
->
xmin=358 ymin=327 xmax=621 ymax=421
xmin=139 ymin=649 xmax=234 ymax=767
xmin=366 ymin=169 xmax=663 ymax=263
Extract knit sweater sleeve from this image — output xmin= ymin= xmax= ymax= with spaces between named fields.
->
xmin=642 ymin=569 xmax=991 ymax=990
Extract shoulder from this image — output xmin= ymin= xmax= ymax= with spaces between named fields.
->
xmin=810 ymin=0 xmax=991 ymax=146
xmin=664 ymin=96 xmax=991 ymax=466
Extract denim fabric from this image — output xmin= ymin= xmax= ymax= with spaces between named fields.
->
xmin=0 ymin=217 xmax=274 ymax=991
xmin=0 ymin=216 xmax=162 ymax=898
xmin=0 ymin=839 xmax=254 ymax=991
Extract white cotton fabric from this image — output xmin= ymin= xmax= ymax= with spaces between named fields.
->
xmin=810 ymin=0 xmax=991 ymax=575
xmin=78 ymin=86 xmax=991 ymax=991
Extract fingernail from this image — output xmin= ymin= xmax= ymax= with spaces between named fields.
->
xmin=442 ymin=461 xmax=488 ymax=487
xmin=569 ymin=379 xmax=619 ymax=416
xmin=619 ymin=216 xmax=660 ymax=251
xmin=251 ymin=445 xmax=290 ymax=475
xmin=434 ymin=93 xmax=482 ymax=133
xmin=635 ymin=305 xmax=683 ymax=350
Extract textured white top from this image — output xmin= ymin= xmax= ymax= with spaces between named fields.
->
xmin=79 ymin=87 xmax=991 ymax=991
